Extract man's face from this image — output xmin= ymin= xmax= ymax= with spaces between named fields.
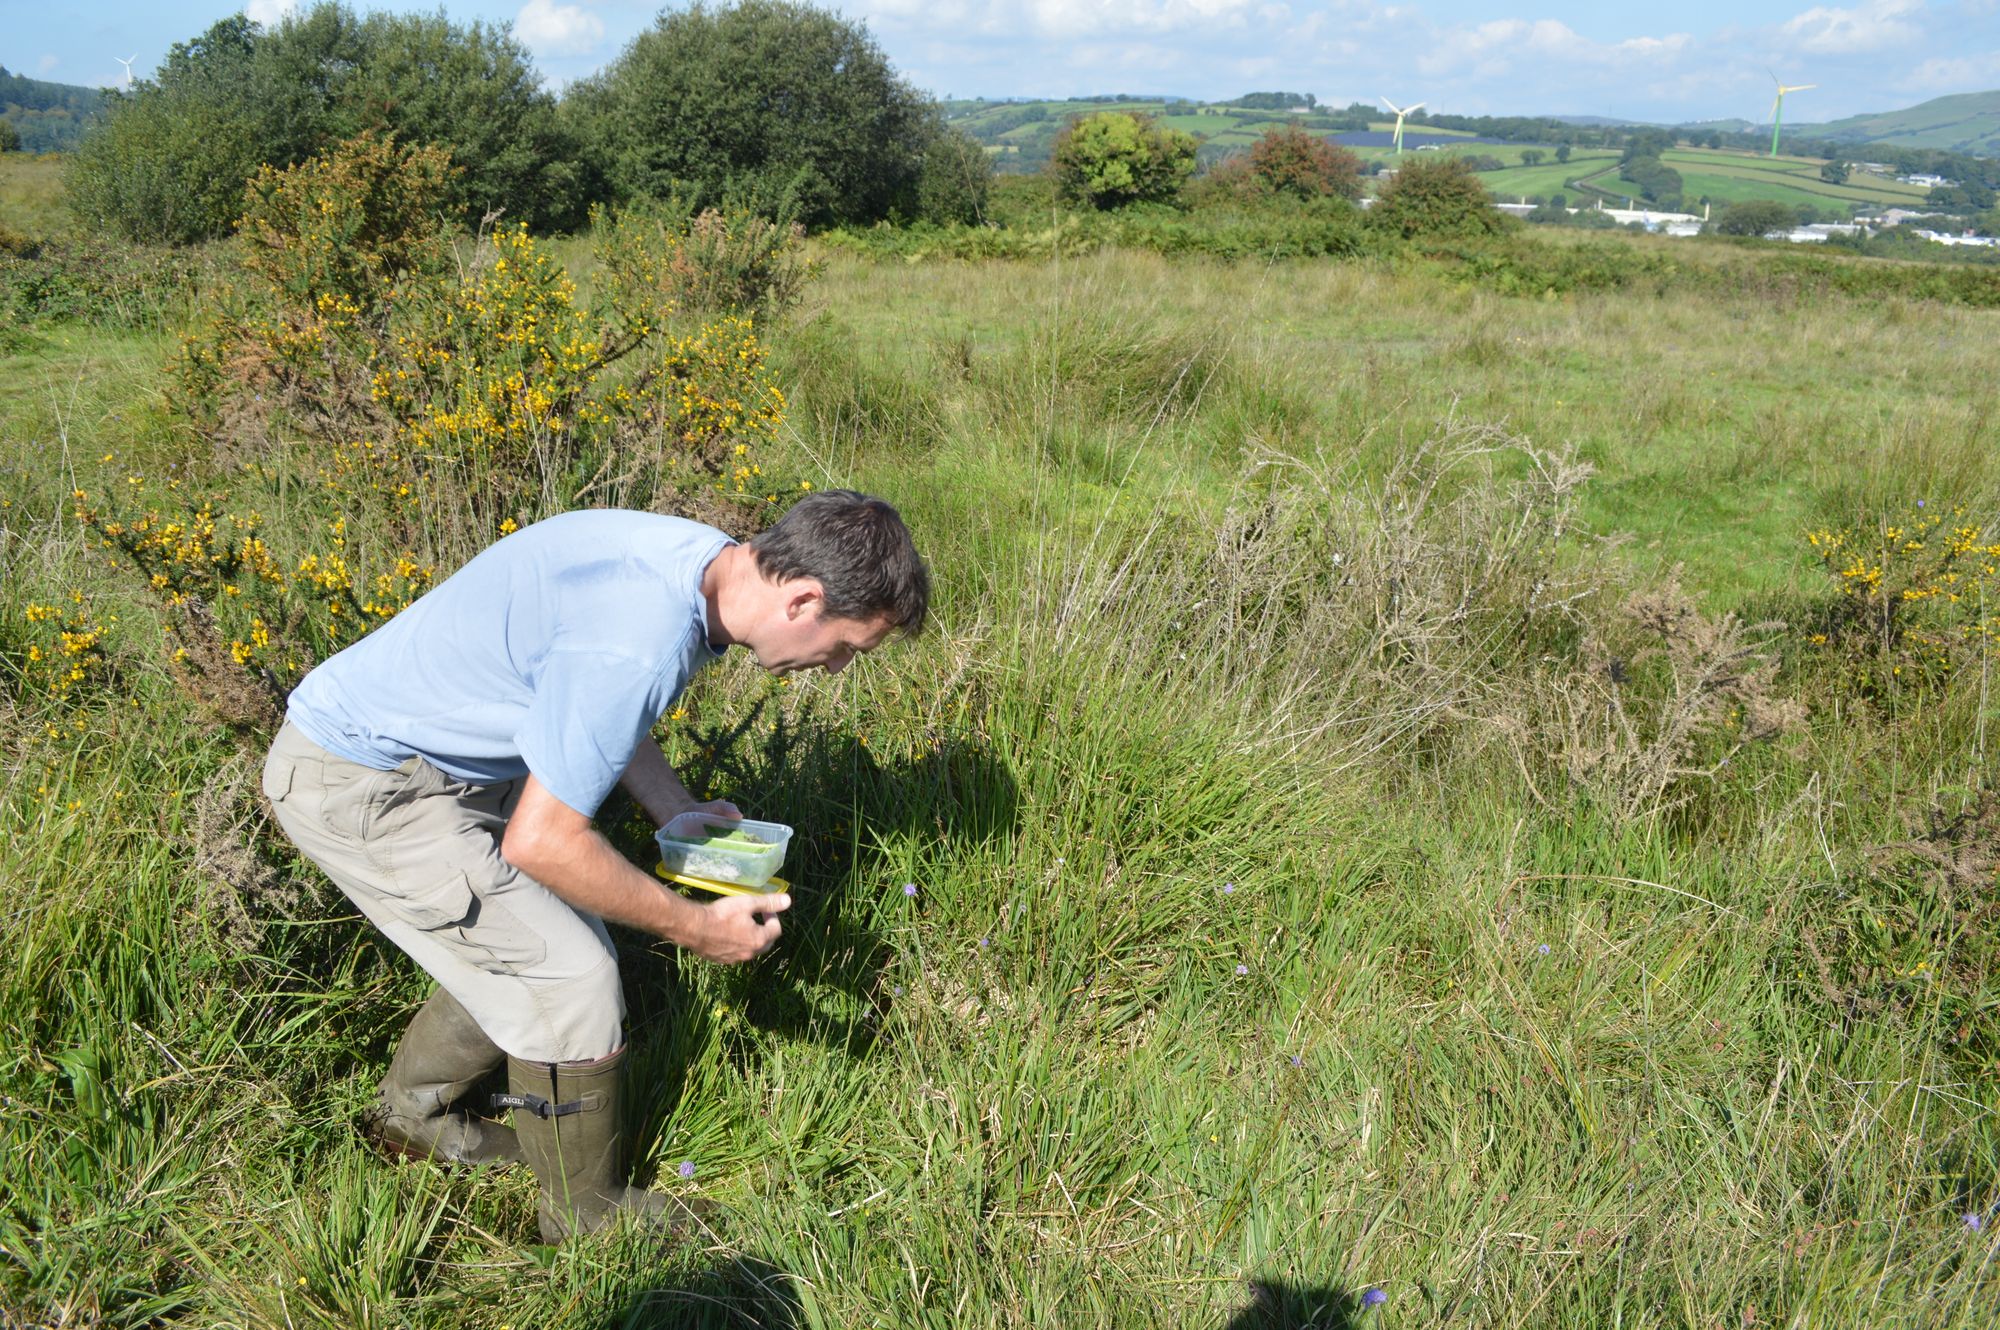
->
xmin=756 ymin=598 xmax=897 ymax=676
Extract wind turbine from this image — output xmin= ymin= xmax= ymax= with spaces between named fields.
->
xmin=115 ymin=55 xmax=137 ymax=90
xmin=1767 ymin=72 xmax=1816 ymax=158
xmin=1380 ymin=96 xmax=1426 ymax=154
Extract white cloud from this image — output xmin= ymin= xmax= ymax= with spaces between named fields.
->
xmin=245 ymin=0 xmax=300 ymax=26
xmin=1780 ymin=0 xmax=1924 ymax=54
xmin=515 ymin=0 xmax=607 ymax=56
xmin=1898 ymin=47 xmax=2000 ymax=85
xmin=37 ymin=54 xmax=59 ymax=73
xmin=863 ymin=0 xmax=1265 ymax=39
xmin=1415 ymin=18 xmax=1692 ymax=80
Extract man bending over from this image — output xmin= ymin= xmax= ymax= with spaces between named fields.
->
xmin=262 ymin=491 xmax=928 ymax=1241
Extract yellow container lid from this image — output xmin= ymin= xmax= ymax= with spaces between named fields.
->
xmin=654 ymin=861 xmax=789 ymax=898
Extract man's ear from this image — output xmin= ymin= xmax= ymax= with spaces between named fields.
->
xmin=782 ymin=579 xmax=826 ymax=620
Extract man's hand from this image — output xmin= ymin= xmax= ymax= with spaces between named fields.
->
xmin=682 ymin=892 xmax=791 ymax=964
xmin=503 ymin=774 xmax=784 ymax=961
xmin=680 ymin=798 xmax=742 ymax=823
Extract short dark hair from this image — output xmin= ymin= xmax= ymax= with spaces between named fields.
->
xmin=747 ymin=490 xmax=929 ymax=634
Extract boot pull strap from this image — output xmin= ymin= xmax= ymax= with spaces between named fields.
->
xmin=492 ymin=1091 xmax=599 ymax=1119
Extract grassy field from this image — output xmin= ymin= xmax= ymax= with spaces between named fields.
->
xmin=1460 ymin=153 xmax=1622 ymax=200
xmin=1661 ymin=152 xmax=1933 ymax=202
xmin=5 ymin=207 xmax=2000 ymax=1330
xmin=0 ymin=153 xmax=67 ymax=236
xmin=1578 ymin=152 xmax=1925 ymax=214
xmin=1518 ymin=149 xmax=1925 ymax=214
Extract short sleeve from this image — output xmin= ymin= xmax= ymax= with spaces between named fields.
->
xmin=514 ymin=649 xmax=675 ymax=817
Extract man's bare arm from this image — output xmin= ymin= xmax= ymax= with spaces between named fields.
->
xmin=618 ymin=736 xmax=737 ymax=827
xmin=501 ymin=773 xmax=783 ymax=964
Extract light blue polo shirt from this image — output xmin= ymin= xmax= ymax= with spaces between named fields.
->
xmin=286 ymin=510 xmax=732 ymax=818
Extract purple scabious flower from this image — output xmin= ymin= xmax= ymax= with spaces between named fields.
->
xmin=678 ymin=1160 xmax=696 ymax=1180
xmin=902 ymin=882 xmax=917 ymax=897
xmin=1966 ymin=1212 xmax=1985 ymax=1232
xmin=1361 ymin=1287 xmax=1387 ymax=1307
xmin=978 ymin=937 xmax=990 ymax=949
xmin=1289 ymin=1054 xmax=1303 ymax=1068
xmin=1235 ymin=963 xmax=1249 ymax=976
xmin=1221 ymin=882 xmax=1235 ymax=895
xmin=1537 ymin=943 xmax=1551 ymax=956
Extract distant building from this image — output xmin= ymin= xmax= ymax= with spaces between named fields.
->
xmin=1874 ymin=207 xmax=1950 ymax=227
xmin=1595 ymin=204 xmax=1702 ymax=232
xmin=1915 ymin=229 xmax=2000 ymax=247
xmin=1900 ymin=174 xmax=1953 ymax=188
xmin=1782 ymin=223 xmax=1863 ymax=243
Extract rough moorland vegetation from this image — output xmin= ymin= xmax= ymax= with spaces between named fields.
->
xmin=3 ymin=6 xmax=2000 ymax=1327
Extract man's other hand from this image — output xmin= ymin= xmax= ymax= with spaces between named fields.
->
xmin=686 ymin=892 xmax=790 ymax=964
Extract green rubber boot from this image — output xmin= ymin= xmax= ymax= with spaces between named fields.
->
xmin=360 ymin=988 xmax=522 ymax=1168
xmin=502 ymin=1047 xmax=706 ymax=1243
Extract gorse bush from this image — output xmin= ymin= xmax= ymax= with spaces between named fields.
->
xmin=6 ymin=594 xmax=110 ymax=706
xmin=70 ymin=480 xmax=431 ymax=728
xmin=1805 ymin=502 xmax=2000 ymax=698
xmin=590 ymin=198 xmax=819 ymax=322
xmin=238 ymin=131 xmax=456 ymax=318
xmin=84 ymin=132 xmax=808 ymax=721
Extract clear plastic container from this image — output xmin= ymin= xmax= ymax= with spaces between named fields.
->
xmin=655 ymin=813 xmax=792 ymax=888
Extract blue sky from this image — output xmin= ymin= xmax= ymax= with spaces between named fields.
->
xmin=6 ymin=1 xmax=1999 ymax=123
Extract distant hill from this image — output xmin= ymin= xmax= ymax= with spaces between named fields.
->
xmin=1792 ymin=90 xmax=2000 ymax=155
xmin=0 ymin=67 xmax=108 ymax=153
xmin=1542 ymin=115 xmax=1646 ymax=128
xmin=1678 ymin=118 xmax=1756 ymax=134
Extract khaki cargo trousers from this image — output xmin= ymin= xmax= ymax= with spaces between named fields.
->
xmin=262 ymin=720 xmax=625 ymax=1062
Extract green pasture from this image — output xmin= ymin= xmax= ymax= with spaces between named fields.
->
xmin=4 ymin=221 xmax=2000 ymax=1328
xmin=0 ymin=153 xmax=67 ymax=236
xmin=1661 ymin=151 xmax=1925 ymax=205
xmin=1662 ymin=150 xmax=1930 ymax=199
xmin=1454 ymin=153 xmax=1621 ymax=198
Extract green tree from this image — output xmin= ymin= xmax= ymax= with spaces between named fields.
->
xmin=1231 ymin=92 xmax=1316 ymax=110
xmin=1555 ymin=143 xmax=1571 ymax=163
xmin=1708 ymin=198 xmax=1797 ymax=237
xmin=1051 ymin=111 xmax=1196 ymax=209
xmin=1519 ymin=148 xmax=1544 ymax=167
xmin=1367 ymin=156 xmax=1508 ymax=239
xmin=66 ymin=3 xmax=579 ymax=243
xmin=1621 ymin=129 xmax=1673 ymax=164
xmin=569 ymin=0 xmax=936 ymax=227
xmin=0 ymin=118 xmax=20 ymax=153
xmin=1928 ymin=182 xmax=1997 ymax=213
xmin=1245 ymin=125 xmax=1361 ymax=202
xmin=66 ymin=15 xmax=270 ymax=244
xmin=915 ymin=125 xmax=992 ymax=225
xmin=351 ymin=9 xmax=582 ymax=231
xmin=1624 ymin=155 xmax=1684 ymax=206
xmin=1820 ymin=159 xmax=1850 ymax=185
